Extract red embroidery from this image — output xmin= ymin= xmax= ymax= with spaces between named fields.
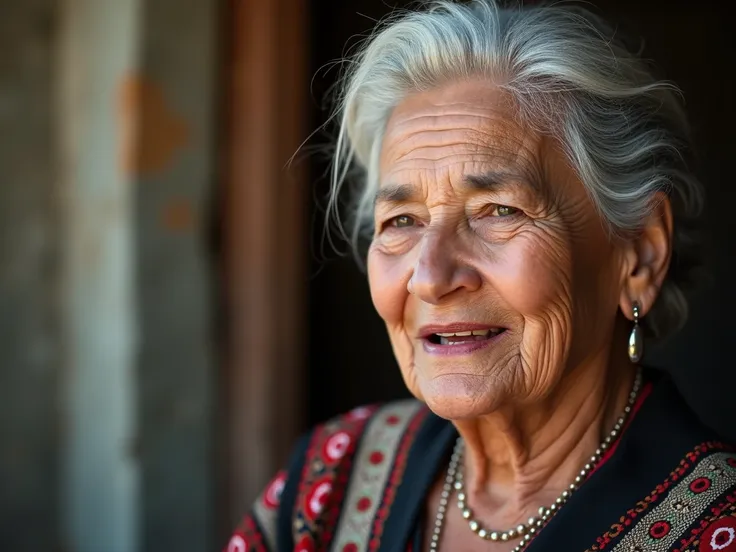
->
xmin=224 ymin=516 xmax=267 ymax=552
xmin=692 ymin=477 xmax=714 ymax=494
xmin=262 ymin=471 xmax=286 ymax=510
xmin=357 ymin=497 xmax=372 ymax=512
xmin=293 ymin=406 xmax=379 ymax=550
xmin=672 ymin=492 xmax=736 ymax=552
xmin=243 ymin=516 xmax=267 ymax=550
xmin=225 ymin=534 xmax=247 ymax=552
xmin=699 ymin=515 xmax=736 ymax=551
xmin=304 ymin=477 xmax=333 ymax=520
xmin=329 ymin=401 xmax=427 ymax=552
xmin=649 ymin=520 xmax=672 ymax=539
xmin=323 ymin=431 xmax=352 ymax=464
xmin=369 ymin=451 xmax=384 ymax=465
xmin=589 ymin=442 xmax=735 ymax=550
xmin=368 ymin=407 xmax=429 ymax=551
xmin=295 ymin=534 xmax=316 ymax=552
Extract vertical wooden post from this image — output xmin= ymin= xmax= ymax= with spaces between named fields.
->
xmin=221 ymin=0 xmax=308 ymax=531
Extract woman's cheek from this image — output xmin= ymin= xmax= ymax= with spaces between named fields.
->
xmin=489 ymin=235 xmax=572 ymax=315
xmin=367 ymin=243 xmax=414 ymax=324
xmin=368 ymin=248 xmax=419 ymax=395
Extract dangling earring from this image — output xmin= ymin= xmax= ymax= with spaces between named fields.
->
xmin=628 ymin=302 xmax=644 ymax=363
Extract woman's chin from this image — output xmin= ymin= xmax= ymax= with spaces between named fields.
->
xmin=419 ymin=374 xmax=501 ymax=420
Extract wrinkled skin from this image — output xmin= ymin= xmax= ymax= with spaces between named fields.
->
xmin=366 ymin=80 xmax=672 ymax=548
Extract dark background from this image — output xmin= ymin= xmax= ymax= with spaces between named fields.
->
xmin=306 ymin=0 xmax=735 ymax=437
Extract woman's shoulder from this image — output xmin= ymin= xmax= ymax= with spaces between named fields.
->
xmin=286 ymin=399 xmax=433 ymax=528
xmin=577 ymin=369 xmax=736 ymax=552
xmin=225 ymin=399 xmax=434 ymax=552
xmin=306 ymin=398 xmax=432 ymax=463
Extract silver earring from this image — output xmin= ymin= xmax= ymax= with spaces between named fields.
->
xmin=628 ymin=302 xmax=643 ymax=363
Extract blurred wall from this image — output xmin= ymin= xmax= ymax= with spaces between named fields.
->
xmin=0 ymin=0 xmax=219 ymax=551
xmin=133 ymin=0 xmax=218 ymax=550
xmin=0 ymin=1 xmax=59 ymax=550
xmin=59 ymin=1 xmax=142 ymax=550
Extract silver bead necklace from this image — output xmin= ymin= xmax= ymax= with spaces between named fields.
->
xmin=429 ymin=368 xmax=642 ymax=551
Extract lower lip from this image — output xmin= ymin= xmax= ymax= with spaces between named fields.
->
xmin=421 ymin=331 xmax=507 ymax=356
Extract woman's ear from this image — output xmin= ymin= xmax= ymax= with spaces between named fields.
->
xmin=619 ymin=192 xmax=673 ymax=320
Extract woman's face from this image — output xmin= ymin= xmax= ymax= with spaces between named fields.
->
xmin=367 ymin=80 xmax=631 ymax=419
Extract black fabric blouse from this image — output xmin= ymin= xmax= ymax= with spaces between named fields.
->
xmin=226 ymin=369 xmax=736 ymax=552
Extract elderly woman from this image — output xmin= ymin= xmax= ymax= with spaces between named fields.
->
xmin=226 ymin=1 xmax=736 ymax=551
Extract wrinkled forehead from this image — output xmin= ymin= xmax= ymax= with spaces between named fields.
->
xmin=379 ymin=81 xmax=547 ymax=185
xmin=377 ymin=81 xmax=583 ymax=205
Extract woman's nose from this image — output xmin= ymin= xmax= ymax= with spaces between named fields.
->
xmin=407 ymin=232 xmax=482 ymax=304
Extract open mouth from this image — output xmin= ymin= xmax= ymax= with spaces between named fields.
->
xmin=427 ymin=328 xmax=506 ymax=345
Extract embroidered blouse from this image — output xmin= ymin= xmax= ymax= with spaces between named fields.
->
xmin=225 ymin=369 xmax=736 ymax=552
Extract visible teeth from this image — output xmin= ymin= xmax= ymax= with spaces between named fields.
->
xmin=436 ymin=330 xmax=492 ymax=337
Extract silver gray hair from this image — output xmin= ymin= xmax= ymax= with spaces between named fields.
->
xmin=328 ymin=0 xmax=704 ymax=340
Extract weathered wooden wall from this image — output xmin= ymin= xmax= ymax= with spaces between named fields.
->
xmin=1 ymin=0 xmax=220 ymax=550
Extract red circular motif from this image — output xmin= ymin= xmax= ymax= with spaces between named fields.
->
xmin=386 ymin=415 xmax=400 ymax=426
xmin=304 ymin=478 xmax=333 ymax=520
xmin=227 ymin=535 xmax=247 ymax=552
xmin=356 ymin=496 xmax=372 ymax=512
xmin=690 ymin=477 xmax=712 ymax=494
xmin=262 ymin=471 xmax=287 ymax=509
xmin=295 ymin=535 xmax=316 ymax=552
xmin=369 ymin=451 xmax=385 ymax=465
xmin=649 ymin=520 xmax=671 ymax=539
xmin=342 ymin=543 xmax=358 ymax=552
xmin=699 ymin=517 xmax=736 ymax=551
xmin=727 ymin=458 xmax=736 ymax=468
xmin=323 ymin=431 xmax=351 ymax=463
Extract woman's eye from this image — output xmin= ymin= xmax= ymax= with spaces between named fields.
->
xmin=390 ymin=215 xmax=415 ymax=228
xmin=493 ymin=205 xmax=519 ymax=217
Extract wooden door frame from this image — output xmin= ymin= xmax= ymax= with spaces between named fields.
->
xmin=219 ymin=0 xmax=309 ymax=534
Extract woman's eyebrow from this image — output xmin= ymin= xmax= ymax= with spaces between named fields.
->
xmin=374 ymin=169 xmax=543 ymax=207
xmin=463 ymin=169 xmax=542 ymax=196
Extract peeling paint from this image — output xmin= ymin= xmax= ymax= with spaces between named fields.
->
xmin=118 ymin=73 xmax=190 ymax=177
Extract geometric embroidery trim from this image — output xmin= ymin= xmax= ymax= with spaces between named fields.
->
xmin=694 ymin=513 xmax=736 ymax=552
xmin=332 ymin=400 xmax=425 ymax=552
xmin=291 ymin=404 xmax=380 ymax=551
xmin=677 ymin=494 xmax=736 ymax=552
xmin=225 ymin=515 xmax=268 ymax=552
xmin=611 ymin=452 xmax=736 ymax=552
xmin=369 ymin=406 xmax=428 ymax=552
xmin=253 ymin=470 xmax=288 ymax=551
xmin=587 ymin=442 xmax=734 ymax=551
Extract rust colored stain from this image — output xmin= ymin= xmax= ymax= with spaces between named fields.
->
xmin=118 ymin=73 xmax=190 ymax=177
xmin=161 ymin=198 xmax=196 ymax=233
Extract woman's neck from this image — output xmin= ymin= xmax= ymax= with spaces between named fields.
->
xmin=453 ymin=351 xmax=637 ymax=526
